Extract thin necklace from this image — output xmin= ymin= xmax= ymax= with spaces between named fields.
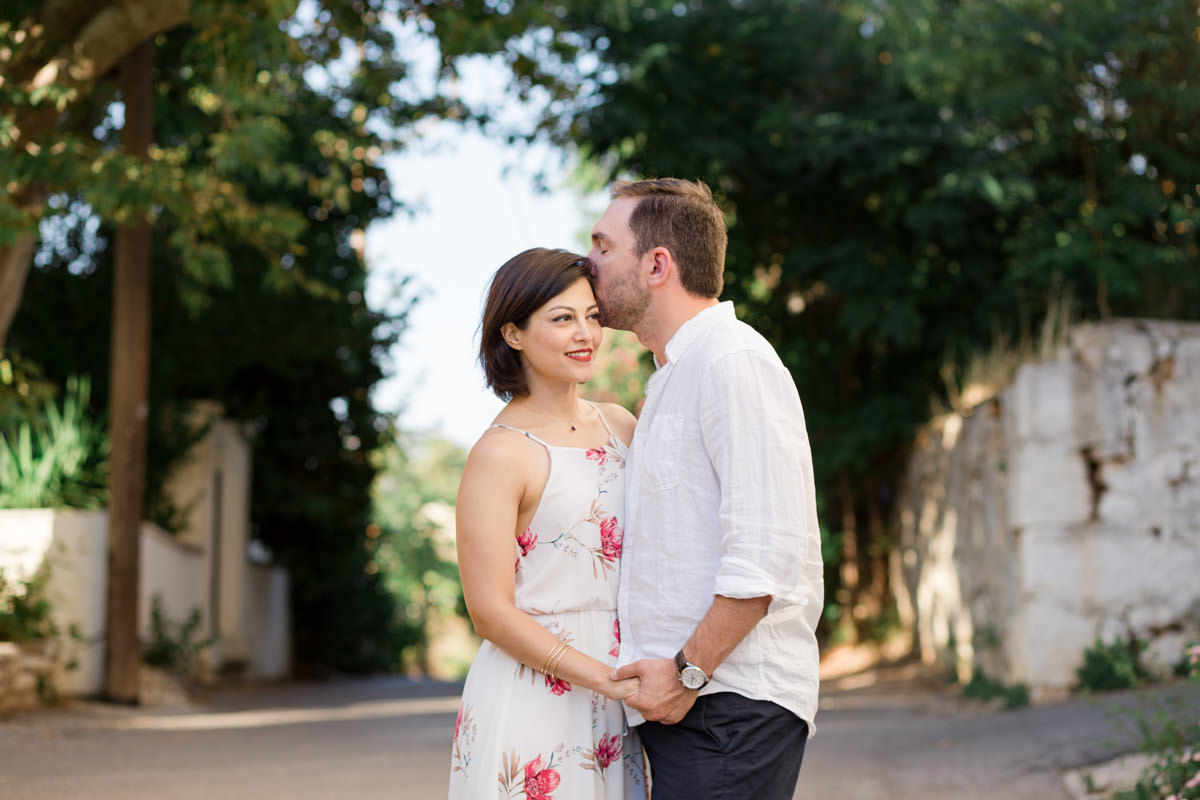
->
xmin=523 ymin=401 xmax=584 ymax=432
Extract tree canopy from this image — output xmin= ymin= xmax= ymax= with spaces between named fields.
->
xmin=464 ymin=0 xmax=1200 ymax=635
xmin=6 ymin=0 xmax=1197 ymax=660
xmin=0 ymin=0 xmax=585 ymax=671
xmin=0 ymin=1 xmax=482 ymax=348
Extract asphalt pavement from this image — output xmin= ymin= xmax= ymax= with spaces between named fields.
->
xmin=0 ymin=663 xmax=1195 ymax=799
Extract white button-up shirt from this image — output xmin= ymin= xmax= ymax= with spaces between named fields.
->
xmin=617 ymin=302 xmax=823 ymax=731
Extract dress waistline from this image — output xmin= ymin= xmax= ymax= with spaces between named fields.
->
xmin=523 ymin=607 xmax=617 ymax=617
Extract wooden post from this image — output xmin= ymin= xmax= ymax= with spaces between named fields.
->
xmin=105 ymin=39 xmax=154 ymax=704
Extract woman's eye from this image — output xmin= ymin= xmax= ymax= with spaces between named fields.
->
xmin=554 ymin=314 xmax=571 ymax=322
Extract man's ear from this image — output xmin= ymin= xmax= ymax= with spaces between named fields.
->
xmin=647 ymin=247 xmax=673 ymax=289
xmin=501 ymin=322 xmax=522 ymax=350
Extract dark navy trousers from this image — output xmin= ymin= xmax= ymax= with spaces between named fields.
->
xmin=638 ymin=692 xmax=809 ymax=799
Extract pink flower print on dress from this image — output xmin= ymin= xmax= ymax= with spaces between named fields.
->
xmin=593 ymin=733 xmax=622 ymax=769
xmin=515 ymin=528 xmax=538 ymax=572
xmin=585 ymin=447 xmax=607 ymax=465
xmin=609 ymin=619 xmax=621 ymax=658
xmin=453 ymin=706 xmax=463 ymax=742
xmin=523 ymin=755 xmax=562 ymax=800
xmin=517 ymin=528 xmax=538 ymax=557
xmin=599 ymin=517 xmax=623 ymax=561
xmin=544 ymin=674 xmax=572 ymax=695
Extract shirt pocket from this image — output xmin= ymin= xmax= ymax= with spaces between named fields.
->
xmin=639 ymin=413 xmax=685 ymax=493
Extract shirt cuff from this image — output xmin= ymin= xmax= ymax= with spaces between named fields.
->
xmin=713 ymin=556 xmax=782 ymax=602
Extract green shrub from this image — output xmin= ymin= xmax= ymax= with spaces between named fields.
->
xmin=0 ymin=376 xmax=108 ymax=510
xmin=1076 ymin=636 xmax=1149 ymax=693
xmin=0 ymin=352 xmax=57 ymax=428
xmin=0 ymin=567 xmax=58 ymax=643
xmin=1113 ymin=646 xmax=1200 ymax=800
xmin=141 ymin=595 xmax=212 ymax=679
xmin=962 ymin=666 xmax=1030 ymax=709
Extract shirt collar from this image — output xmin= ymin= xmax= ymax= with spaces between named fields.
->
xmin=655 ymin=301 xmax=733 ymax=369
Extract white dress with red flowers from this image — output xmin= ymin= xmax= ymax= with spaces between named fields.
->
xmin=449 ymin=412 xmax=645 ymax=800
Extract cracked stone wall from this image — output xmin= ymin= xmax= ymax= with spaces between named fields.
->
xmin=895 ymin=320 xmax=1200 ymax=700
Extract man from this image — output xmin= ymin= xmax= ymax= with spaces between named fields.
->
xmin=589 ymin=178 xmax=823 ymax=798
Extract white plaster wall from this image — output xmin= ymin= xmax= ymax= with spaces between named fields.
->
xmin=0 ymin=510 xmax=108 ymax=695
xmin=213 ymin=419 xmax=251 ymax=664
xmin=0 ymin=511 xmax=203 ymax=695
xmin=897 ymin=320 xmax=1200 ymax=700
xmin=0 ymin=407 xmax=291 ymax=697
xmin=160 ymin=406 xmax=256 ymax=667
xmin=139 ymin=522 xmax=204 ymax=650
xmin=244 ymin=563 xmax=290 ymax=680
xmin=166 ymin=400 xmax=225 ymax=552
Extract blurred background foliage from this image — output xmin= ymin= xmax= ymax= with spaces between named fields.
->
xmin=2 ymin=0 xmax=1197 ymax=670
xmin=369 ymin=432 xmax=468 ymax=676
xmin=459 ymin=0 xmax=1200 ymax=641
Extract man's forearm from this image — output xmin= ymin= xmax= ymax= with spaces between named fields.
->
xmin=681 ymin=594 xmax=771 ymax=676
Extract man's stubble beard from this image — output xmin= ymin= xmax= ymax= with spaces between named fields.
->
xmin=597 ymin=278 xmax=650 ymax=333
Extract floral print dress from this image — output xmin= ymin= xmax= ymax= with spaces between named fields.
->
xmin=450 ymin=412 xmax=645 ymax=800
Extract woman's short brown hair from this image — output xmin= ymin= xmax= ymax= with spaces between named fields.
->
xmin=480 ymin=247 xmax=594 ymax=400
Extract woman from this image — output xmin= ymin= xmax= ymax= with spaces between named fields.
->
xmin=449 ymin=248 xmax=646 ymax=799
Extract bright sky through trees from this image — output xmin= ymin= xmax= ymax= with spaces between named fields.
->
xmin=362 ymin=24 xmax=604 ymax=448
xmin=365 ymin=126 xmax=597 ymax=448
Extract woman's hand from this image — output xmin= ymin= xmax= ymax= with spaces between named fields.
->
xmin=603 ymin=675 xmax=641 ymax=701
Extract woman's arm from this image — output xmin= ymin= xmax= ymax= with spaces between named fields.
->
xmin=456 ymin=433 xmax=638 ymax=700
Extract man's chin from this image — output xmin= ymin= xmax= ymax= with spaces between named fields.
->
xmin=598 ymin=303 xmax=641 ymax=332
xmin=600 ymin=316 xmax=629 ymax=332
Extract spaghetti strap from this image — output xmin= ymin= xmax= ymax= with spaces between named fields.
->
xmin=583 ymin=400 xmax=615 ymax=438
xmin=487 ymin=423 xmax=550 ymax=449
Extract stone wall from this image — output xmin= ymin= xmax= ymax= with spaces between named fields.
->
xmin=895 ymin=320 xmax=1200 ymax=700
xmin=0 ymin=641 xmax=56 ymax=714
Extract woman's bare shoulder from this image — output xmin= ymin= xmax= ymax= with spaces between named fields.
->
xmin=466 ymin=425 xmax=540 ymax=468
xmin=593 ymin=401 xmax=637 ymax=447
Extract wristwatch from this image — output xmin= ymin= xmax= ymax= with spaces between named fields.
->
xmin=674 ymin=649 xmax=710 ymax=690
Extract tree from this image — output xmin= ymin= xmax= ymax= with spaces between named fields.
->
xmin=11 ymin=28 xmax=416 ymax=672
xmin=525 ymin=0 xmax=1002 ymax=633
xmin=105 ymin=40 xmax=154 ymax=703
xmin=466 ymin=0 xmax=1200 ymax=639
xmin=869 ymin=0 xmax=1200 ymax=319
xmin=0 ymin=1 xmax=190 ymax=349
xmin=2 ymin=1 xmax=569 ymax=673
xmin=0 ymin=1 xmax=484 ymax=350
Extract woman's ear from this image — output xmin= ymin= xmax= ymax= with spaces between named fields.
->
xmin=501 ymin=322 xmax=522 ymax=350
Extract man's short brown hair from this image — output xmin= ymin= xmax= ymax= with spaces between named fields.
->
xmin=610 ymin=178 xmax=727 ymax=298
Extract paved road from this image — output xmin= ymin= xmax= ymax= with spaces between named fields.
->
xmin=0 ymin=666 xmax=1194 ymax=799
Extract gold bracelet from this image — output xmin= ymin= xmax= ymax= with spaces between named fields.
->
xmin=541 ymin=641 xmax=568 ymax=676
xmin=546 ymin=643 xmax=572 ymax=679
xmin=548 ymin=645 xmax=569 ymax=678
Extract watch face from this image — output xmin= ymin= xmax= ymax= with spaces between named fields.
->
xmin=681 ymin=666 xmax=707 ymax=689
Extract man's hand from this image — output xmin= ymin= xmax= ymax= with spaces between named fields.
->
xmin=612 ymin=658 xmax=697 ymax=724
